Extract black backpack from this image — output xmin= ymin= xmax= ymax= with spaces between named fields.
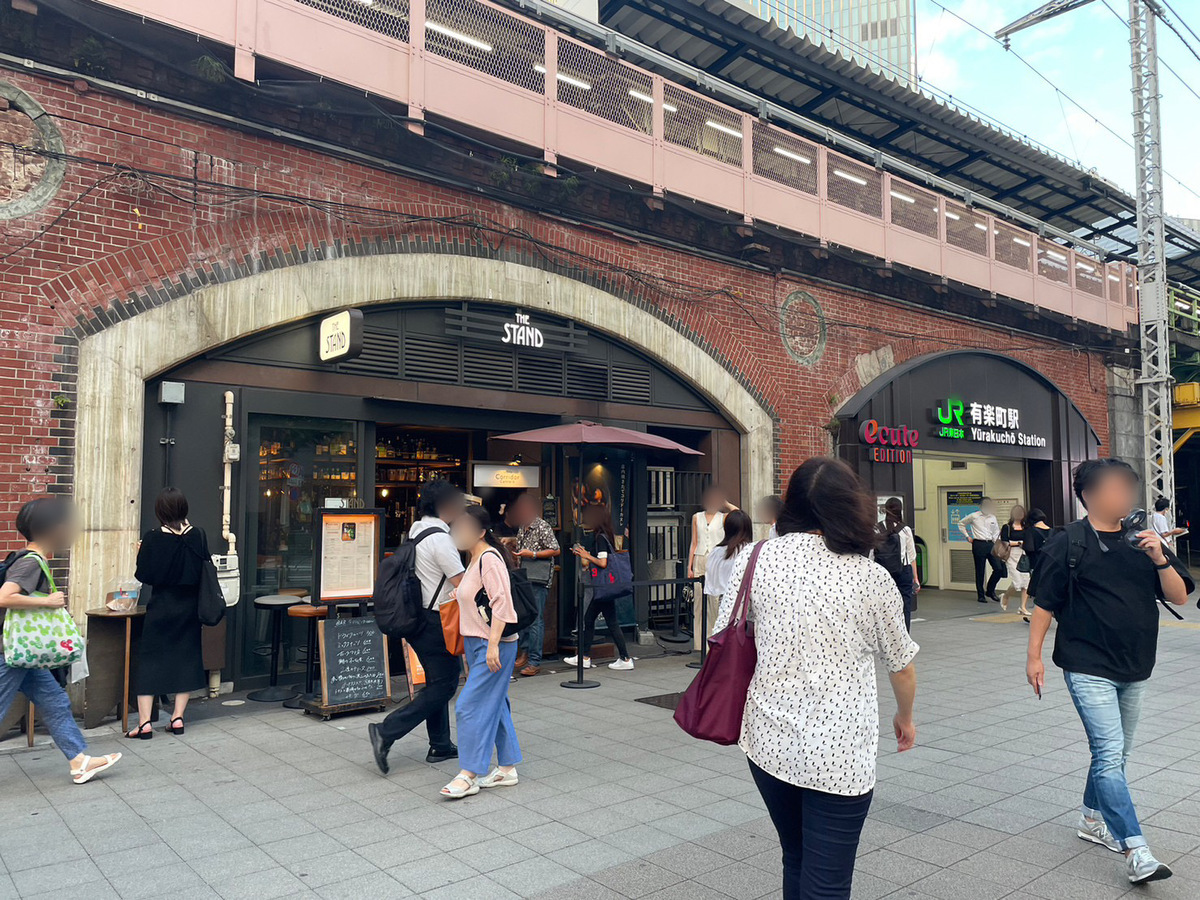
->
xmin=0 ymin=549 xmax=34 ymax=584
xmin=875 ymin=530 xmax=905 ymax=576
xmin=372 ymin=527 xmax=446 ymax=638
xmin=474 ymin=550 xmax=540 ymax=637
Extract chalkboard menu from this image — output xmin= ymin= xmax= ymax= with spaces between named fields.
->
xmin=318 ymin=616 xmax=391 ymax=709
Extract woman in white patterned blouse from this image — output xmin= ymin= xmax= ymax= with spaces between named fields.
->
xmin=714 ymin=457 xmax=919 ymax=900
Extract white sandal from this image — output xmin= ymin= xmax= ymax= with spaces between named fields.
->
xmin=71 ymin=752 xmax=122 ymax=785
xmin=440 ymin=775 xmax=479 ymax=799
xmin=478 ymin=767 xmax=519 ymax=788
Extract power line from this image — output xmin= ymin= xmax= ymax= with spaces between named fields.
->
xmin=1101 ymin=0 xmax=1200 ymax=107
xmin=926 ymin=0 xmax=1200 ymax=203
xmin=1161 ymin=0 xmax=1200 ymax=53
xmin=0 ymin=139 xmax=1114 ymax=359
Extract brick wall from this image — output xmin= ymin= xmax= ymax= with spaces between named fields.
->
xmin=0 ymin=69 xmax=1112 ymax=544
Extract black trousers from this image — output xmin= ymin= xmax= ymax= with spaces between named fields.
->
xmin=378 ymin=613 xmax=459 ymax=752
xmin=749 ymin=759 xmax=873 ymax=899
xmin=972 ymin=539 xmax=1005 ymax=599
xmin=892 ymin=567 xmax=915 ymax=632
xmin=581 ymin=595 xmax=630 ymax=659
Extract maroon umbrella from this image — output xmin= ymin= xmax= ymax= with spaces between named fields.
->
xmin=492 ymin=421 xmax=703 ymax=455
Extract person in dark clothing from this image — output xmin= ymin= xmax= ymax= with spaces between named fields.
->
xmin=1027 ymin=459 xmax=1192 ymax=886
xmin=127 ymin=487 xmax=207 ymax=738
xmin=565 ymin=505 xmax=633 ymax=670
xmin=369 ymin=480 xmax=466 ymax=774
xmin=878 ymin=497 xmax=918 ymax=631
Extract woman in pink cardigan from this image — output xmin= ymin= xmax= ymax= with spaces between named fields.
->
xmin=441 ymin=505 xmax=522 ymax=799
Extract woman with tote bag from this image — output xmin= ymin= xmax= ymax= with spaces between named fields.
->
xmin=704 ymin=458 xmax=919 ymax=900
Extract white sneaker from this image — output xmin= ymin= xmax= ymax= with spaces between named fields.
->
xmin=1127 ymin=847 xmax=1172 ymax=884
xmin=608 ymin=658 xmax=635 ymax=670
xmin=563 ymin=655 xmax=592 ymax=668
xmin=1077 ymin=815 xmax=1121 ymax=853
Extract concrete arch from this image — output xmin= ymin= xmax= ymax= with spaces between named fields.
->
xmin=72 ymin=253 xmax=775 ymax=604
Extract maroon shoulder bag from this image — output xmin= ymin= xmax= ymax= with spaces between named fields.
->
xmin=673 ymin=541 xmax=763 ymax=745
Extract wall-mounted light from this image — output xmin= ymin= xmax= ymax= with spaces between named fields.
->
xmin=380 ymin=488 xmax=389 ymax=498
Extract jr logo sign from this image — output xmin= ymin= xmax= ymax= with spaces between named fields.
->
xmin=934 ymin=398 xmax=965 ymax=439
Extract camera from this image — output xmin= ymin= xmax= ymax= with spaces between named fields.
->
xmin=1122 ymin=508 xmax=1149 ymax=549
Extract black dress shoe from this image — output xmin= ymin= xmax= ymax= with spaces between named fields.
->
xmin=426 ymin=745 xmax=458 ymax=764
xmin=977 ymin=596 xmax=989 ymax=603
xmin=988 ymin=593 xmax=1001 ymax=603
xmin=368 ymin=723 xmax=390 ymax=776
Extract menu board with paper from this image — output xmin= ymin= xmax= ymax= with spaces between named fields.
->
xmin=316 ymin=509 xmax=384 ymax=601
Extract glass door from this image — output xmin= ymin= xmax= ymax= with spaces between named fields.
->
xmin=241 ymin=415 xmax=361 ymax=683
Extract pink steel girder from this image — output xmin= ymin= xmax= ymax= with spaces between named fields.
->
xmin=90 ymin=0 xmax=1136 ymax=331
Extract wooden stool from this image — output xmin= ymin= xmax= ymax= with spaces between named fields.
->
xmin=283 ymin=604 xmax=327 ymax=709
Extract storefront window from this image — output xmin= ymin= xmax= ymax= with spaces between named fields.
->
xmin=246 ymin=416 xmax=359 ymax=678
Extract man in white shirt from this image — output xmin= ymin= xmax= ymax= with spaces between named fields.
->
xmin=1152 ymin=497 xmax=1185 ymax=550
xmin=370 ymin=481 xmax=465 ymax=774
xmin=959 ymin=497 xmax=1005 ymax=604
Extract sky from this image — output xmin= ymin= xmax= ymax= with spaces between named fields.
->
xmin=912 ymin=0 xmax=1200 ymax=219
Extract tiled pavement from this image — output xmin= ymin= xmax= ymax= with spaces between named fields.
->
xmin=3 ymin=594 xmax=1200 ymax=899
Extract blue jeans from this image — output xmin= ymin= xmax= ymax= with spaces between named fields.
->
xmin=749 ymin=758 xmax=873 ymax=899
xmin=455 ymin=637 xmax=521 ymax=774
xmin=1064 ymin=671 xmax=1147 ymax=850
xmin=0 ymin=655 xmax=87 ymax=759
xmin=519 ymin=585 xmax=549 ymax=666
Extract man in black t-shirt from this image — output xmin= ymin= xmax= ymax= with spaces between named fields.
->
xmin=1027 ymin=459 xmax=1192 ymax=886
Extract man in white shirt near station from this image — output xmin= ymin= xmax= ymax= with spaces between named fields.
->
xmin=959 ymin=497 xmax=1006 ymax=604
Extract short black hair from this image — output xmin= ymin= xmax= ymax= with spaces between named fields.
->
xmin=416 ymin=479 xmax=463 ymax=519
xmin=980 ymin=496 xmax=993 ymax=503
xmin=155 ymin=487 xmax=189 ymax=527
xmin=1028 ymin=508 xmax=1048 ymax=525
xmin=1155 ymin=497 xmax=1171 ymax=512
xmin=1072 ymin=458 xmax=1138 ymax=509
xmin=15 ymin=497 xmax=74 ymax=542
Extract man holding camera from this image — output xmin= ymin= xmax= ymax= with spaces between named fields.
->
xmin=1027 ymin=458 xmax=1192 ymax=885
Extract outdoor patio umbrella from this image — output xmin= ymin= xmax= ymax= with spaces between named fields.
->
xmin=492 ymin=421 xmax=703 ymax=689
xmin=492 ymin=421 xmax=703 ymax=456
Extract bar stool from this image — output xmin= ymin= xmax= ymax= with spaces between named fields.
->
xmin=247 ymin=594 xmax=301 ymax=702
xmin=282 ymin=604 xmax=327 ymax=709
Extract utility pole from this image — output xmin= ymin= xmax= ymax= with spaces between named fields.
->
xmin=998 ymin=1 xmax=1174 ymax=510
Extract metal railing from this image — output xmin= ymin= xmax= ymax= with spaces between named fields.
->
xmin=91 ymin=0 xmax=1138 ymax=329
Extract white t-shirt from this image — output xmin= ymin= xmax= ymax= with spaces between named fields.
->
xmin=408 ymin=517 xmax=465 ymax=608
xmin=714 ymin=533 xmax=919 ymax=796
xmin=1152 ymin=511 xmax=1174 ymax=547
xmin=704 ymin=544 xmax=740 ymax=598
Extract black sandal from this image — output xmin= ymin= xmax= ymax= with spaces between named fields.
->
xmin=165 ymin=717 xmax=185 ymax=736
xmin=125 ymin=721 xmax=152 ymax=740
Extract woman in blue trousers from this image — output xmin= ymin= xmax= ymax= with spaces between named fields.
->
xmin=441 ymin=506 xmax=522 ymax=799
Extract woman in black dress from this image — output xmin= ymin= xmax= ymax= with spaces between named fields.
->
xmin=126 ymin=487 xmax=206 ymax=738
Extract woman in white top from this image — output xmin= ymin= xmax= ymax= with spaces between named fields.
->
xmin=689 ymin=486 xmax=735 ymax=649
xmin=703 ymin=509 xmax=754 ymax=608
xmin=879 ymin=497 xmax=919 ymax=631
xmin=714 ymin=458 xmax=919 ymax=900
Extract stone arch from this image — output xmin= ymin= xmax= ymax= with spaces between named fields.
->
xmin=72 ymin=253 xmax=775 ymax=603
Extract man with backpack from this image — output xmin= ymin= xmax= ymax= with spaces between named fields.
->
xmin=1026 ymin=459 xmax=1192 ymax=885
xmin=369 ymin=480 xmax=466 ymax=775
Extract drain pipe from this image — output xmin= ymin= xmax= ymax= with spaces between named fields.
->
xmin=210 ymin=390 xmax=242 ymax=697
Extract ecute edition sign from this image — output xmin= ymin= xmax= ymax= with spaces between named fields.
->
xmin=859 ymin=419 xmax=919 ymax=464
